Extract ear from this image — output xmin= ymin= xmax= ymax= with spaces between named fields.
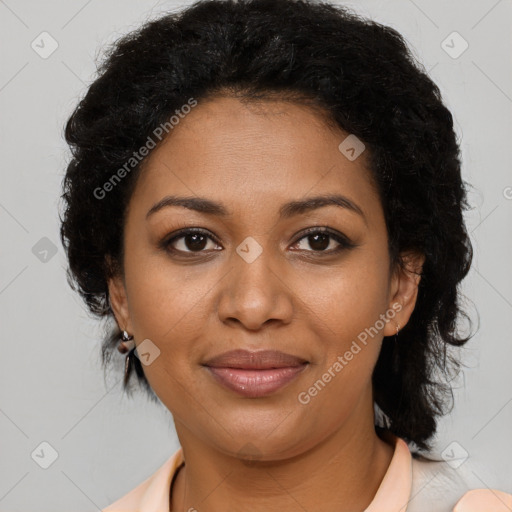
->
xmin=106 ymin=264 xmax=133 ymax=334
xmin=383 ymin=250 xmax=425 ymax=337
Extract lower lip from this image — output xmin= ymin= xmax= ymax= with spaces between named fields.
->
xmin=205 ymin=364 xmax=308 ymax=397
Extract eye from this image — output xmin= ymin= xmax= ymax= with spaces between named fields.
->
xmin=290 ymin=227 xmax=356 ymax=254
xmin=164 ymin=228 xmax=221 ymax=254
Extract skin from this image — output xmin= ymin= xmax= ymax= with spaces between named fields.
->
xmin=108 ymin=96 xmax=425 ymax=512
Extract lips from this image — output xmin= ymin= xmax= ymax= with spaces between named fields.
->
xmin=203 ymin=349 xmax=309 ymax=369
xmin=202 ymin=349 xmax=309 ymax=397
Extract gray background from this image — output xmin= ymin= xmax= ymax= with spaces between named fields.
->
xmin=0 ymin=0 xmax=511 ymax=510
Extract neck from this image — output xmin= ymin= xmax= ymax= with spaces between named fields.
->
xmin=171 ymin=392 xmax=394 ymax=512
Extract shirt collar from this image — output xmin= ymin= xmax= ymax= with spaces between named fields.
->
xmin=363 ymin=429 xmax=413 ymax=511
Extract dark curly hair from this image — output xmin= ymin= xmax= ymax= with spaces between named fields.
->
xmin=59 ymin=0 xmax=475 ymax=453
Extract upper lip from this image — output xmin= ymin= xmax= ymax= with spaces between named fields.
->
xmin=203 ymin=349 xmax=309 ymax=369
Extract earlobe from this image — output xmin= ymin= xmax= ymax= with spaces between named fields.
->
xmin=383 ymin=251 xmax=425 ymax=337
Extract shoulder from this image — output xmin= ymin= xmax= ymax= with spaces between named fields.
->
xmin=407 ymin=452 xmax=512 ymax=512
xmin=101 ymin=474 xmax=152 ymax=512
xmin=452 ymin=489 xmax=512 ymax=511
xmin=101 ymin=448 xmax=184 ymax=512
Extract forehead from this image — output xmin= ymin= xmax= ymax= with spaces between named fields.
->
xmin=130 ymin=96 xmax=382 ymax=224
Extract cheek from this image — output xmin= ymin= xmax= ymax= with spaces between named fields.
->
xmin=300 ymin=254 xmax=391 ymax=343
xmin=122 ymin=247 xmax=226 ymax=400
xmin=293 ymin=264 xmax=389 ymax=429
xmin=294 ymin=251 xmax=391 ymax=411
xmin=124 ymin=247 xmax=211 ymax=340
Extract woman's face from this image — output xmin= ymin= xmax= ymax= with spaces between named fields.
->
xmin=108 ymin=96 xmax=422 ymax=460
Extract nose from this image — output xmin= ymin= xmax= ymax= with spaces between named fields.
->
xmin=216 ymin=242 xmax=294 ymax=331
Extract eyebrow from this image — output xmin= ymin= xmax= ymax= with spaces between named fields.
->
xmin=146 ymin=194 xmax=367 ymax=224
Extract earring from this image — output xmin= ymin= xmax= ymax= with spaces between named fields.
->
xmin=392 ymin=321 xmax=400 ymax=373
xmin=118 ymin=330 xmax=135 ymax=354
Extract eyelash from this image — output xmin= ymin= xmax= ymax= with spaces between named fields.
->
xmin=160 ymin=226 xmax=357 ymax=257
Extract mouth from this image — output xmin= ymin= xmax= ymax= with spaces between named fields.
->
xmin=202 ymin=349 xmax=309 ymax=397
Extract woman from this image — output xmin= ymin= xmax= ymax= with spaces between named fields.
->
xmin=58 ymin=0 xmax=512 ymax=510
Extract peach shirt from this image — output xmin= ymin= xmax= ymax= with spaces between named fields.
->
xmin=102 ymin=432 xmax=512 ymax=512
